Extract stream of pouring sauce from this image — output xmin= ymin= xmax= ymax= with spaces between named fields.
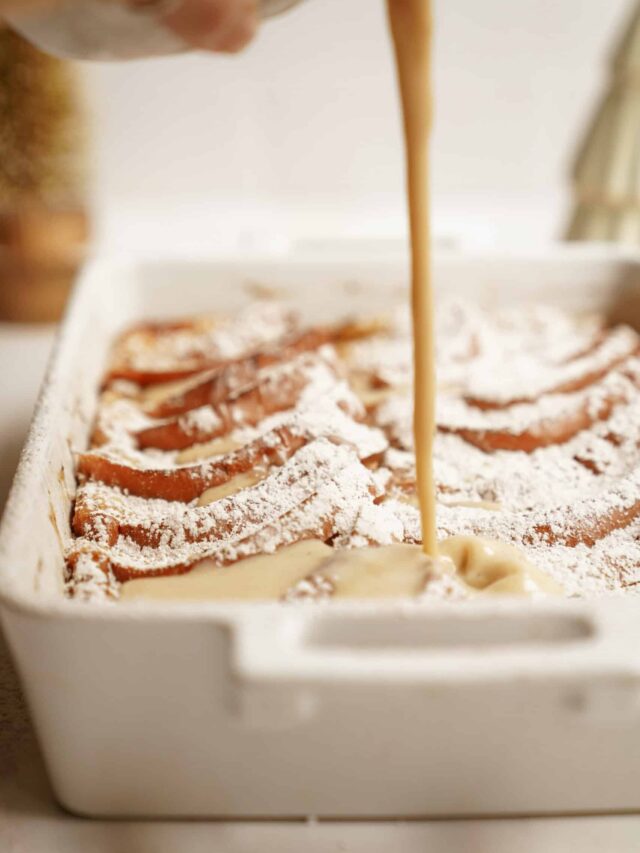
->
xmin=121 ymin=0 xmax=561 ymax=603
xmin=386 ymin=0 xmax=437 ymax=556
xmin=382 ymin=0 xmax=561 ymax=593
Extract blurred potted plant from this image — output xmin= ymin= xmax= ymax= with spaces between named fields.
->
xmin=0 ymin=26 xmax=89 ymax=323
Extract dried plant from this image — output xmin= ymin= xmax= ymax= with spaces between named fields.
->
xmin=0 ymin=27 xmax=86 ymax=208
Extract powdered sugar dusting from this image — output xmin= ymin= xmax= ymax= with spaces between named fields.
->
xmin=67 ymin=296 xmax=640 ymax=602
xmin=110 ymin=302 xmax=296 ymax=375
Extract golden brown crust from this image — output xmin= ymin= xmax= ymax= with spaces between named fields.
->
xmin=77 ymin=425 xmax=307 ymax=501
xmin=66 ymin=298 xmax=640 ymax=599
xmin=147 ymin=328 xmax=333 ymax=418
xmin=135 ymin=364 xmax=320 ymax=450
xmin=527 ymin=499 xmax=640 ymax=548
xmin=441 ymin=388 xmax=625 ymax=453
xmin=465 ymin=334 xmax=639 ymax=410
xmin=89 ymin=521 xmax=336 ymax=584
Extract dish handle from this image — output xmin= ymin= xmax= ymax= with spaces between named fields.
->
xmin=229 ymin=604 xmax=640 ymax=728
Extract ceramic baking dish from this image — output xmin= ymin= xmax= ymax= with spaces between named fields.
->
xmin=2 ymin=249 xmax=640 ymax=819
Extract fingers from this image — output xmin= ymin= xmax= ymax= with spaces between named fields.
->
xmin=163 ymin=0 xmax=259 ymax=53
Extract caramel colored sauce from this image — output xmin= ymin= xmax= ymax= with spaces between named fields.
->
xmin=387 ymin=0 xmax=437 ymax=556
xmin=385 ymin=1 xmax=552 ymax=592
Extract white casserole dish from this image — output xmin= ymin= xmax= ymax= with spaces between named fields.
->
xmin=2 ymin=249 xmax=640 ymax=818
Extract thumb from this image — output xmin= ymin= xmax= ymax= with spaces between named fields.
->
xmin=163 ymin=0 xmax=259 ymax=53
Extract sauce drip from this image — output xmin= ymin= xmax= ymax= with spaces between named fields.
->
xmin=386 ymin=0 xmax=437 ymax=556
xmin=121 ymin=540 xmax=333 ymax=603
xmin=385 ymin=0 xmax=557 ymax=591
xmin=121 ymin=539 xmax=561 ymax=602
xmin=439 ymin=537 xmax=564 ymax=596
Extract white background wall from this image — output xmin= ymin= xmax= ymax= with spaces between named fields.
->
xmin=81 ymin=0 xmax=632 ymax=255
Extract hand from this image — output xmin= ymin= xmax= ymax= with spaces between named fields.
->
xmin=162 ymin=0 xmax=259 ymax=53
xmin=0 ymin=0 xmax=261 ymax=59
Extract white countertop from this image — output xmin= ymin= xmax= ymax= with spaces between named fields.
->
xmin=1 ymin=322 xmax=639 ymax=852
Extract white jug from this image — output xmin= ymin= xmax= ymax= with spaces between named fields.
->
xmin=6 ymin=0 xmax=303 ymax=60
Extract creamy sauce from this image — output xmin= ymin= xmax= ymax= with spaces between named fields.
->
xmin=120 ymin=540 xmax=333 ymax=602
xmin=387 ymin=0 xmax=437 ymax=556
xmin=197 ymin=470 xmax=266 ymax=506
xmin=140 ymin=373 xmax=203 ymax=409
xmin=441 ymin=500 xmax=503 ymax=512
xmin=312 ymin=541 xmax=561 ymax=599
xmin=305 ymin=543 xmax=433 ymax=599
xmin=177 ymin=435 xmax=242 ymax=464
xmin=439 ymin=536 xmax=563 ymax=596
xmin=121 ymin=539 xmax=561 ymax=602
xmin=401 ymin=496 xmax=503 ymax=512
